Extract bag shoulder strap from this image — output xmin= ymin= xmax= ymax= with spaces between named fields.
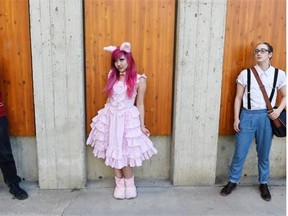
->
xmin=247 ymin=68 xmax=251 ymax=110
xmin=251 ymin=67 xmax=273 ymax=111
xmin=251 ymin=66 xmax=281 ymax=128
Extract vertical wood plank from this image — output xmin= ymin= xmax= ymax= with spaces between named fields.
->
xmin=0 ymin=0 xmax=35 ymax=135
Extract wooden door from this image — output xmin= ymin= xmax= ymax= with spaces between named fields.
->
xmin=0 ymin=0 xmax=35 ymax=135
xmin=84 ymin=0 xmax=176 ymax=135
xmin=219 ymin=0 xmax=286 ymax=135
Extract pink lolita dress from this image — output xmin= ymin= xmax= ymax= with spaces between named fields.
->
xmin=86 ymin=74 xmax=157 ymax=169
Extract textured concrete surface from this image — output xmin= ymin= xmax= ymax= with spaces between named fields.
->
xmin=0 ymin=179 xmax=285 ymax=216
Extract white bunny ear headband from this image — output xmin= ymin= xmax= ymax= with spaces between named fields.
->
xmin=103 ymin=42 xmax=131 ymax=53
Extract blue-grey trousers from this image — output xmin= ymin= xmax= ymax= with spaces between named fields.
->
xmin=229 ymin=108 xmax=273 ymax=184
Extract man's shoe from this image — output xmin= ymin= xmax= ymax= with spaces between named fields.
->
xmin=259 ymin=184 xmax=271 ymax=201
xmin=9 ymin=182 xmax=28 ymax=200
xmin=220 ymin=181 xmax=237 ymax=196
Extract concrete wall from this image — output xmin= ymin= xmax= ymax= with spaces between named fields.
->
xmin=171 ymin=0 xmax=227 ymax=185
xmin=29 ymin=0 xmax=86 ymax=189
xmin=87 ymin=136 xmax=171 ymax=180
xmin=0 ymin=137 xmax=38 ymax=182
xmin=0 ymin=0 xmax=285 ymax=188
xmin=216 ymin=136 xmax=286 ymax=185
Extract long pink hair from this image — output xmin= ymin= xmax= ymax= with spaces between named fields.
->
xmin=104 ymin=48 xmax=137 ymax=98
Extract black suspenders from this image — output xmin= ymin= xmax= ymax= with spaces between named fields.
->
xmin=247 ymin=68 xmax=251 ymax=109
xmin=269 ymin=68 xmax=279 ymax=101
xmin=246 ymin=68 xmax=279 ymax=110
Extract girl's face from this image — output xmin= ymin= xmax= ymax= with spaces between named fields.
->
xmin=114 ymin=54 xmax=128 ymax=73
xmin=254 ymin=44 xmax=272 ymax=63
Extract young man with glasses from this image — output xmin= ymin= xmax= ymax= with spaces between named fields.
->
xmin=220 ymin=42 xmax=286 ymax=201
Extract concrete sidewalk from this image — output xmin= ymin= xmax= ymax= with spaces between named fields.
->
xmin=0 ymin=179 xmax=285 ymax=216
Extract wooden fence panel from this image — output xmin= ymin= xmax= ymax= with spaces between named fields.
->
xmin=84 ymin=0 xmax=176 ymax=135
xmin=0 ymin=0 xmax=35 ymax=135
xmin=219 ymin=0 xmax=286 ymax=135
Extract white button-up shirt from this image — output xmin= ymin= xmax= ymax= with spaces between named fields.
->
xmin=237 ymin=65 xmax=286 ymax=110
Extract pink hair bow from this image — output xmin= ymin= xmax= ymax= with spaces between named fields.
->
xmin=103 ymin=42 xmax=131 ymax=53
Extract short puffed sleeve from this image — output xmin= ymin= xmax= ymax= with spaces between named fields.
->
xmin=277 ymin=69 xmax=286 ymax=89
xmin=137 ymin=74 xmax=147 ymax=83
xmin=236 ymin=69 xmax=247 ymax=87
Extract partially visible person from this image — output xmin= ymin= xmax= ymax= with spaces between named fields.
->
xmin=220 ymin=42 xmax=286 ymax=201
xmin=0 ymin=93 xmax=28 ymax=200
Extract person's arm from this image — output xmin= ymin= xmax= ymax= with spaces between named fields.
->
xmin=136 ymin=78 xmax=150 ymax=136
xmin=269 ymin=85 xmax=286 ymax=120
xmin=233 ymin=83 xmax=245 ymax=132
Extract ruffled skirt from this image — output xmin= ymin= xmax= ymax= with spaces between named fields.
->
xmin=86 ymin=104 xmax=157 ymax=169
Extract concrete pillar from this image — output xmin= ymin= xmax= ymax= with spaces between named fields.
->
xmin=171 ymin=0 xmax=227 ymax=185
xmin=29 ymin=0 xmax=86 ymax=189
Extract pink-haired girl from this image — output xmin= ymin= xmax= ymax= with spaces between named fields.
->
xmin=86 ymin=42 xmax=157 ymax=199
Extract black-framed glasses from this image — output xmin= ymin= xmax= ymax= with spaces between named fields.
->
xmin=253 ymin=48 xmax=269 ymax=55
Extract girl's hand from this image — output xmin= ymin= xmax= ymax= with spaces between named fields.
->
xmin=141 ymin=126 xmax=150 ymax=137
xmin=268 ymin=109 xmax=281 ymax=120
xmin=233 ymin=119 xmax=240 ymax=132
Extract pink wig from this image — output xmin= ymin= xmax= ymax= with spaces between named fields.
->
xmin=104 ymin=48 xmax=137 ymax=98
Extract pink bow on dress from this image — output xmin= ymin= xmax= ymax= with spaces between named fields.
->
xmin=103 ymin=42 xmax=131 ymax=53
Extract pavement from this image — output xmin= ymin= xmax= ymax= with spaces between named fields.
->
xmin=0 ymin=179 xmax=286 ymax=216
